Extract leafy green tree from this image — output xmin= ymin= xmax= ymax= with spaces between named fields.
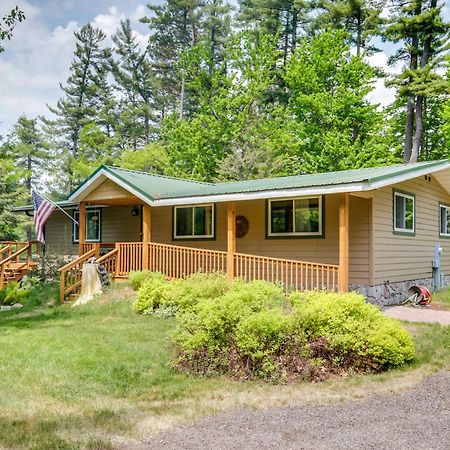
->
xmin=117 ymin=143 xmax=171 ymax=174
xmin=0 ymin=6 xmax=25 ymax=53
xmin=162 ymin=33 xmax=291 ymax=181
xmin=284 ymin=30 xmax=397 ymax=172
xmin=44 ymin=23 xmax=112 ymax=193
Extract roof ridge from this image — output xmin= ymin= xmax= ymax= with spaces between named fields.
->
xmin=104 ymin=165 xmax=214 ymax=186
xmin=212 ymin=161 xmax=446 ymax=186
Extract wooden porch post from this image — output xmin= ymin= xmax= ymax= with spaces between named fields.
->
xmin=338 ymin=193 xmax=350 ymax=292
xmin=142 ymin=205 xmax=151 ymax=270
xmin=79 ymin=202 xmax=86 ymax=255
xmin=227 ymin=201 xmax=236 ymax=282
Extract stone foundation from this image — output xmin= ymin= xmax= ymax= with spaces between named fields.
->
xmin=350 ymin=275 xmax=450 ymax=306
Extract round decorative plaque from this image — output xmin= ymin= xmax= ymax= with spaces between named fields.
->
xmin=236 ymin=215 xmax=249 ymax=238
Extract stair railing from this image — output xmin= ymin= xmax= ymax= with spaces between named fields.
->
xmin=58 ymin=246 xmax=99 ymax=302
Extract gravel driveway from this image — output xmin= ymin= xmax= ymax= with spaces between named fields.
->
xmin=126 ymin=371 xmax=450 ymax=450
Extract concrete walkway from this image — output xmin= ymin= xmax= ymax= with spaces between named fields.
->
xmin=383 ymin=306 xmax=450 ymax=325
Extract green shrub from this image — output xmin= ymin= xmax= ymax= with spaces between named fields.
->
xmin=0 ymin=282 xmax=30 ymax=306
xmin=292 ymin=291 xmax=415 ymax=368
xmin=174 ymin=280 xmax=289 ymax=355
xmin=129 ymin=270 xmax=152 ymax=291
xmin=133 ymin=273 xmax=167 ymax=314
xmin=235 ymin=309 xmax=294 ymax=359
xmin=163 ymin=272 xmax=229 ymax=312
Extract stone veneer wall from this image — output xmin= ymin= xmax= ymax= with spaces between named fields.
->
xmin=350 ymin=275 xmax=450 ymax=306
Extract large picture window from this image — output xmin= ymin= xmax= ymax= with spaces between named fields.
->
xmin=439 ymin=204 xmax=450 ymax=237
xmin=73 ymin=208 xmax=101 ymax=242
xmin=174 ymin=204 xmax=214 ymax=239
xmin=393 ymin=190 xmax=415 ymax=234
xmin=268 ymin=196 xmax=322 ymax=237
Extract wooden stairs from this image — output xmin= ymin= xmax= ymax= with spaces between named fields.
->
xmin=0 ymin=242 xmax=39 ymax=289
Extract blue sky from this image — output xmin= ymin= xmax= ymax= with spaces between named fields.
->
xmin=0 ymin=0 xmax=448 ymax=137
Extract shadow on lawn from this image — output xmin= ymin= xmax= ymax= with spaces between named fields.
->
xmin=0 ymin=408 xmax=128 ymax=450
xmin=0 ymin=306 xmax=88 ymax=330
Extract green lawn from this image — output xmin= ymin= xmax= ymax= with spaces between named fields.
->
xmin=431 ymin=288 xmax=450 ymax=310
xmin=0 ymin=284 xmax=449 ymax=450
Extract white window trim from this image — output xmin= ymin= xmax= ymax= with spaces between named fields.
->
xmin=268 ymin=196 xmax=323 ymax=237
xmin=439 ymin=204 xmax=450 ymax=237
xmin=73 ymin=208 xmax=102 ymax=243
xmin=393 ymin=191 xmax=415 ymax=234
xmin=173 ymin=204 xmax=215 ymax=239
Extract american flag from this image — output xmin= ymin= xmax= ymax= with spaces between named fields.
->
xmin=32 ymin=190 xmax=55 ymax=244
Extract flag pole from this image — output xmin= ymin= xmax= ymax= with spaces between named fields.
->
xmin=32 ymin=188 xmax=79 ymax=226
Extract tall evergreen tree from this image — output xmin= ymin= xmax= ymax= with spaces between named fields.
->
xmin=385 ymin=0 xmax=449 ymax=162
xmin=142 ymin=0 xmax=203 ymax=119
xmin=237 ymin=0 xmax=310 ymax=65
xmin=312 ymin=0 xmax=385 ymax=55
xmin=0 ymin=142 xmax=25 ymax=240
xmin=111 ymin=19 xmax=156 ymax=148
xmin=44 ymin=23 xmax=111 ymax=193
xmin=9 ymin=115 xmax=49 ymax=193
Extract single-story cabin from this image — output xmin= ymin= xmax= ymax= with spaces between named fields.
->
xmin=13 ymin=159 xmax=450 ymax=304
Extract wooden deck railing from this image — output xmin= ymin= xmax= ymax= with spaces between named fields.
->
xmin=234 ymin=252 xmax=339 ymax=291
xmin=62 ymin=241 xmax=340 ymax=301
xmin=115 ymin=242 xmax=143 ymax=276
xmin=58 ymin=248 xmax=97 ymax=301
xmin=146 ymin=242 xmax=227 ymax=278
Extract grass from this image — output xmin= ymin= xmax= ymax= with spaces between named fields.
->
xmin=0 ymin=284 xmax=449 ymax=449
xmin=431 ymin=288 xmax=450 ymax=310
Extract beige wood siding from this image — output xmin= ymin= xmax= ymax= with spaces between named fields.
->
xmin=44 ymin=206 xmax=141 ymax=254
xmin=372 ymin=175 xmax=450 ymax=284
xmin=45 ymin=210 xmax=78 ymax=255
xmin=151 ymin=194 xmax=370 ymax=285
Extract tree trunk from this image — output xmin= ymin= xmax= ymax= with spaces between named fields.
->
xmin=179 ymin=75 xmax=185 ymax=120
xmin=410 ymin=0 xmax=436 ymax=163
xmin=410 ymin=95 xmax=423 ymax=163
xmin=404 ymin=0 xmax=422 ymax=162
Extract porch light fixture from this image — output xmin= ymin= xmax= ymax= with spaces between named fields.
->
xmin=131 ymin=206 xmax=140 ymax=217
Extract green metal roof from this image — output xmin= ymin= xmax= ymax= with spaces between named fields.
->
xmin=69 ymin=160 xmax=450 ymax=204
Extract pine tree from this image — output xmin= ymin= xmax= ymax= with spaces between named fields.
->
xmin=0 ymin=142 xmax=25 ymax=240
xmin=44 ymin=23 xmax=111 ymax=193
xmin=111 ymin=19 xmax=156 ymax=148
xmin=9 ymin=115 xmax=49 ymax=193
xmin=385 ymin=0 xmax=449 ymax=162
xmin=237 ymin=0 xmax=310 ymax=65
xmin=142 ymin=0 xmax=203 ymax=119
xmin=312 ymin=0 xmax=385 ymax=55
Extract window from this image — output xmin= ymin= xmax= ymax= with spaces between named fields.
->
xmin=73 ymin=208 xmax=101 ymax=242
xmin=439 ymin=204 xmax=450 ymax=237
xmin=174 ymin=204 xmax=214 ymax=239
xmin=393 ymin=191 xmax=415 ymax=234
xmin=268 ymin=197 xmax=322 ymax=237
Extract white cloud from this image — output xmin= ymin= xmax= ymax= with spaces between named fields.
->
xmin=0 ymin=3 xmax=149 ymax=136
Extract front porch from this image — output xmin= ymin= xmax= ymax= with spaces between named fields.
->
xmin=58 ymin=195 xmax=350 ymax=301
